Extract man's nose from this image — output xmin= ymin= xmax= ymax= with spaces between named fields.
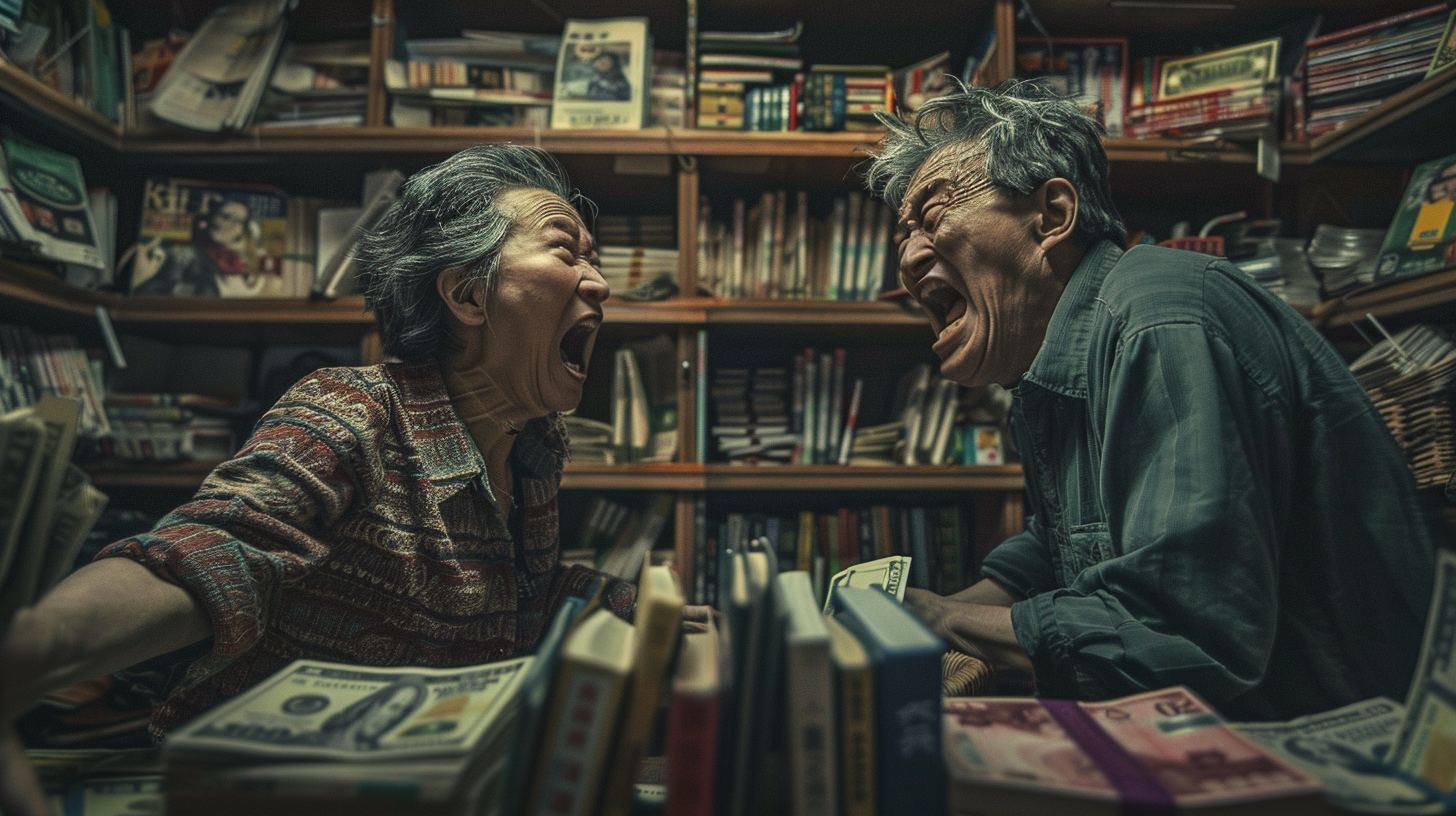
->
xmin=579 ymin=264 xmax=610 ymax=303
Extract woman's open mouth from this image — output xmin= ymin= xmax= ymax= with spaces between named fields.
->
xmin=559 ymin=318 xmax=600 ymax=378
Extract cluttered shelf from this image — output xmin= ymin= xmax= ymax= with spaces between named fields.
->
xmin=1308 ymin=265 xmax=1456 ymax=328
xmin=1282 ymin=62 xmax=1456 ymax=164
xmin=84 ymin=461 xmax=1026 ymax=492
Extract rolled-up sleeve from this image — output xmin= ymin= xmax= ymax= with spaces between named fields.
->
xmin=1011 ymin=322 xmax=1290 ymax=706
xmin=96 ymin=383 xmax=368 ymax=660
xmin=979 ymin=514 xmax=1058 ymax=598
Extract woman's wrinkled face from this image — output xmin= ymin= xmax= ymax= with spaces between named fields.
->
xmin=475 ymin=188 xmax=609 ymax=415
xmin=896 ymin=148 xmax=1063 ymax=388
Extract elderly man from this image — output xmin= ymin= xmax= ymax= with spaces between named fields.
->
xmin=874 ymin=81 xmax=1435 ymax=721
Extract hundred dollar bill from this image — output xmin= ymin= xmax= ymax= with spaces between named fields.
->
xmin=165 ymin=656 xmax=532 ymax=763
xmin=1393 ymin=549 xmax=1456 ymax=791
xmin=823 ymin=555 xmax=910 ymax=614
xmin=45 ymin=776 xmax=162 ymax=816
xmin=944 ymin=687 xmax=1321 ymax=810
xmin=1236 ymin=698 xmax=1448 ymax=814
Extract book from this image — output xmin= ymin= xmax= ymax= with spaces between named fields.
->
xmin=0 ymin=394 xmax=82 ymax=622
xmin=550 ymin=18 xmax=651 ymax=129
xmin=0 ymin=135 xmax=105 ymax=271
xmin=313 ymin=168 xmax=406 ymax=300
xmin=1375 ymin=152 xmax=1456 ymax=282
xmin=130 ymin=177 xmax=291 ymax=298
xmin=664 ymin=616 xmax=723 ymax=816
xmin=600 ymin=556 xmax=686 ymax=816
xmin=498 ymin=597 xmax=585 ymax=816
xmin=944 ymin=687 xmax=1325 ymax=815
xmin=148 ymin=0 xmax=289 ymax=132
xmin=777 ymin=570 xmax=836 ymax=816
xmin=0 ymin=406 xmax=47 ymax=596
xmin=825 ymin=616 xmax=875 ymax=816
xmin=830 ymin=586 xmax=946 ymax=816
xmin=525 ymin=608 xmax=636 ymax=816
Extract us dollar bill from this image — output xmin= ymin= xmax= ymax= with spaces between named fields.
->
xmin=46 ymin=776 xmax=162 ymax=816
xmin=824 ymin=555 xmax=910 ymax=614
xmin=1393 ymin=549 xmax=1456 ymax=793
xmin=1237 ymin=698 xmax=1449 ymax=814
xmin=165 ymin=656 xmax=532 ymax=763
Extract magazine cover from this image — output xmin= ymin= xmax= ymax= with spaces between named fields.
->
xmin=1015 ymin=38 xmax=1128 ymax=137
xmin=0 ymin=134 xmax=105 ymax=270
xmin=130 ymin=177 xmax=292 ymax=297
xmin=550 ymin=17 xmax=650 ymax=129
xmin=1375 ymin=153 xmax=1456 ymax=282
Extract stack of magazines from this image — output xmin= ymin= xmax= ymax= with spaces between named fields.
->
xmin=148 ymin=0 xmax=290 ymax=132
xmin=1350 ymin=323 xmax=1456 ymax=488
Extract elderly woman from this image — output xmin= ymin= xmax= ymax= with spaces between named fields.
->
xmin=0 ymin=144 xmax=629 ymax=814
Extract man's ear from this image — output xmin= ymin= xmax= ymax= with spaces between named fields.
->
xmin=436 ymin=267 xmax=486 ymax=326
xmin=1034 ymin=178 xmax=1079 ymax=249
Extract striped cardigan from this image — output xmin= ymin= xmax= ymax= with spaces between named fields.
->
xmin=98 ymin=361 xmax=634 ymax=737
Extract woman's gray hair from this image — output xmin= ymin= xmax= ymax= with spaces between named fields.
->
xmin=355 ymin=144 xmax=579 ymax=363
xmin=865 ymin=80 xmax=1126 ymax=246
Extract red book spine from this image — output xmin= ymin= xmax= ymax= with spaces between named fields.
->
xmin=1304 ymin=3 xmax=1446 ymax=49
xmin=664 ymin=690 xmax=720 ymax=816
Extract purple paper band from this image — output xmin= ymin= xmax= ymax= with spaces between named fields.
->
xmin=1040 ymin=698 xmax=1176 ymax=816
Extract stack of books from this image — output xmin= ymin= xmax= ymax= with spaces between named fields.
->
xmin=695 ymin=23 xmax=803 ymax=130
xmin=710 ymin=365 xmax=795 ymax=464
xmin=1349 ymin=323 xmax=1456 ymax=489
xmin=99 ymin=393 xmax=236 ymax=464
xmin=802 ymin=64 xmax=892 ymax=132
xmin=1126 ymin=38 xmax=1281 ymax=140
xmin=1299 ymin=4 xmax=1449 ymax=139
xmin=388 ymin=30 xmax=558 ymax=127
xmin=258 ymin=40 xmax=370 ymax=128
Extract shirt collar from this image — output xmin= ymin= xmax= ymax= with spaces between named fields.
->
xmin=1021 ymin=239 xmax=1123 ymax=398
xmin=388 ymin=361 xmax=567 ymax=485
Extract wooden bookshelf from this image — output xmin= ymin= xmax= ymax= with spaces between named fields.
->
xmin=1309 ymin=266 xmax=1456 ymax=329
xmin=0 ymin=59 xmax=122 ymax=148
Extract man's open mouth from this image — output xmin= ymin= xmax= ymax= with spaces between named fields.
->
xmin=917 ymin=279 xmax=968 ymax=339
xmin=559 ymin=318 xmax=600 ymax=376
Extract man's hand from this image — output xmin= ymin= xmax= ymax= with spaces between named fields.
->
xmin=902 ymin=586 xmax=1033 ymax=675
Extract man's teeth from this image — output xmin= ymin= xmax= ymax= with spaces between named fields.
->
xmin=938 ymin=316 xmax=964 ymax=340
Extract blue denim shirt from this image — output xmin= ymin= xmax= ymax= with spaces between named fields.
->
xmin=981 ymin=240 xmax=1435 ymax=721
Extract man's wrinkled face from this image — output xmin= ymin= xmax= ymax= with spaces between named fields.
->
xmin=897 ymin=148 xmax=1064 ymax=388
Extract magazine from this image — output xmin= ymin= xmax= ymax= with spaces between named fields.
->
xmin=130 ymin=177 xmax=292 ymax=298
xmin=550 ymin=18 xmax=651 ymax=129
xmin=0 ymin=135 xmax=105 ymax=270
xmin=1375 ymin=152 xmax=1456 ymax=282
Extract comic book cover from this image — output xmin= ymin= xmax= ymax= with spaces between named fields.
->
xmin=130 ymin=177 xmax=292 ymax=297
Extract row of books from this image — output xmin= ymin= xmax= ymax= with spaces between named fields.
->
xmin=692 ymin=499 xmax=1011 ymax=609
xmin=707 ymin=352 xmax=1012 ymax=468
xmin=97 ymin=393 xmax=236 ymax=464
xmin=81 ymin=544 xmax=1440 ymax=816
xmin=565 ymin=334 xmax=679 ymax=465
xmin=565 ymin=493 xmax=675 ymax=580
xmin=695 ymin=191 xmax=895 ymax=302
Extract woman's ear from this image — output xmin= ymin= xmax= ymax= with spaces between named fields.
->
xmin=1034 ymin=178 xmax=1079 ymax=250
xmin=436 ymin=267 xmax=486 ymax=326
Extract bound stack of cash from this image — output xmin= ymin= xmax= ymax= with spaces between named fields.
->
xmin=1349 ymin=324 xmax=1456 ymax=488
xmin=163 ymin=656 xmax=533 ymax=816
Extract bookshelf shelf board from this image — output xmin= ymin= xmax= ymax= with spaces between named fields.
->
xmin=84 ymin=460 xmax=219 ymax=489
xmin=107 ymin=296 xmax=375 ymax=326
xmin=702 ymin=464 xmax=1025 ymax=491
xmin=696 ymin=298 xmax=928 ymax=326
xmin=1308 ymin=266 xmax=1456 ymax=329
xmin=0 ymin=59 xmax=121 ymax=148
xmin=1102 ymin=138 xmax=1257 ymax=164
xmin=563 ymin=463 xmax=709 ymax=490
xmin=1283 ymin=69 xmax=1456 ymax=165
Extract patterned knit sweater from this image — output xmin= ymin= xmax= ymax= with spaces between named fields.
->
xmin=97 ymin=361 xmax=635 ymax=737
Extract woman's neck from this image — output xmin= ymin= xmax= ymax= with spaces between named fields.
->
xmin=441 ymin=341 xmax=532 ymax=512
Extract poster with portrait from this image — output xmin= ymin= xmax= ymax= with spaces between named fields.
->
xmin=131 ymin=177 xmax=292 ymax=298
xmin=550 ymin=17 xmax=651 ymax=129
xmin=1375 ymin=153 xmax=1456 ymax=282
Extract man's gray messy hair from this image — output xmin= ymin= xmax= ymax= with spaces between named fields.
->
xmin=354 ymin=144 xmax=582 ymax=363
xmin=865 ymin=80 xmax=1126 ymax=246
